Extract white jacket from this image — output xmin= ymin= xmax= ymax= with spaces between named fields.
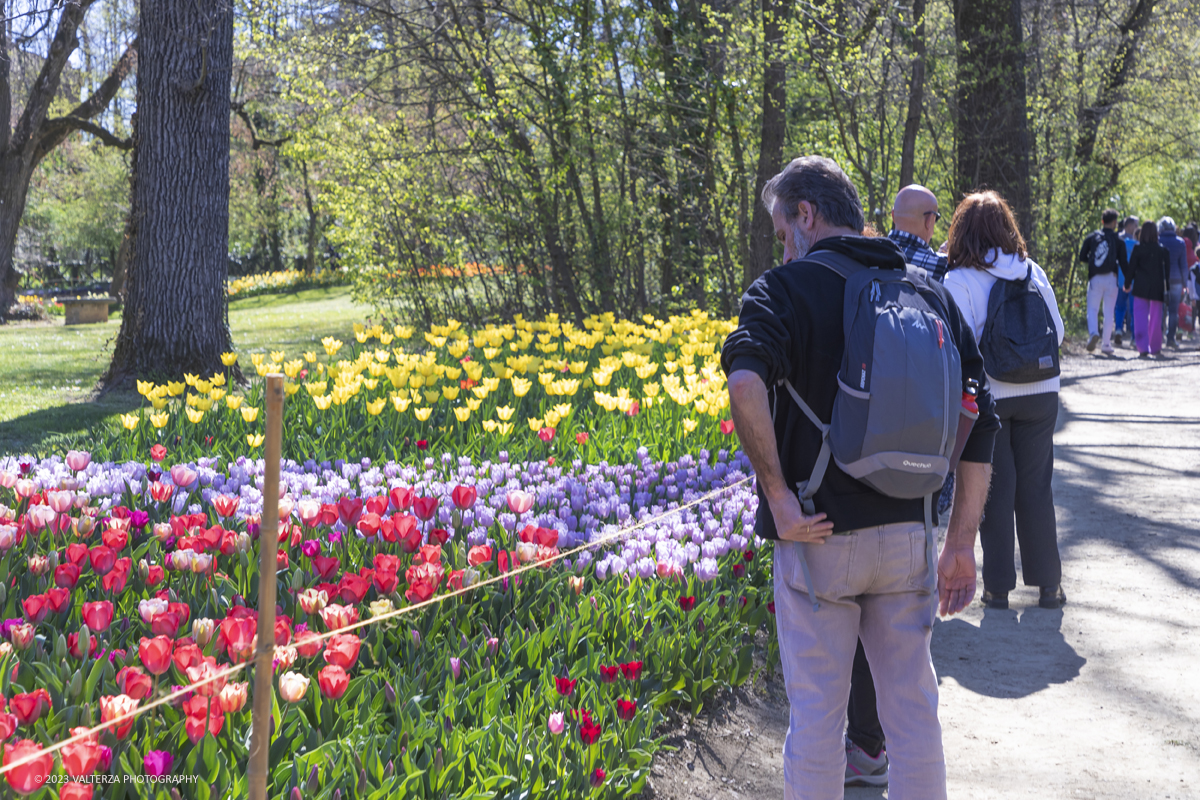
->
xmin=943 ymin=250 xmax=1065 ymax=399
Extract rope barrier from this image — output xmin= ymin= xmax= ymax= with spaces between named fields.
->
xmin=0 ymin=473 xmax=756 ymax=778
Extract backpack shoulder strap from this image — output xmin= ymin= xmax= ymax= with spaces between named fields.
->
xmin=799 ymin=249 xmax=865 ymax=280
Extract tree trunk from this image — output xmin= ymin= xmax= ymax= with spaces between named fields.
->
xmin=953 ymin=0 xmax=1032 ymax=240
xmin=745 ymin=0 xmax=788 ymax=289
xmin=898 ymin=0 xmax=927 ymax=188
xmin=104 ymin=0 xmax=235 ymax=384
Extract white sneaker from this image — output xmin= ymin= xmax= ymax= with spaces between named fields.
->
xmin=845 ymin=738 xmax=889 ymax=787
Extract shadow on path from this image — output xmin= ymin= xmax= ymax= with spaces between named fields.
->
xmin=932 ymin=608 xmax=1086 ymax=698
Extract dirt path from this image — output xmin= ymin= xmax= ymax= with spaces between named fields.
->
xmin=646 ymin=340 xmax=1200 ymax=799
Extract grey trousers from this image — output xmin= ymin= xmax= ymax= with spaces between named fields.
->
xmin=774 ymin=523 xmax=947 ymax=800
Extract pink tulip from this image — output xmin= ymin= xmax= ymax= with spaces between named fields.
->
xmin=14 ymin=479 xmax=36 ymax=499
xmin=547 ymin=711 xmax=565 ymax=735
xmin=297 ymin=498 xmax=321 ymax=527
xmin=46 ymin=491 xmax=73 ymax=514
xmin=169 ymin=465 xmax=197 ymax=490
xmin=65 ymin=451 xmax=91 ymax=472
xmin=28 ymin=505 xmax=56 ymax=530
xmin=507 ymin=490 xmax=534 ymax=515
xmin=0 ymin=472 xmax=15 ymax=489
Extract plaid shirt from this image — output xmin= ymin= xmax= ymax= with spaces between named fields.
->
xmin=888 ymin=229 xmax=947 ymax=282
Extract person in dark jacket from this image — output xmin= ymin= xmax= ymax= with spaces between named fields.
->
xmin=1158 ymin=217 xmax=1188 ymax=348
xmin=1125 ymin=221 xmax=1169 ymax=357
xmin=722 ymin=155 xmax=999 ymax=800
xmin=1077 ymin=209 xmax=1129 ymax=354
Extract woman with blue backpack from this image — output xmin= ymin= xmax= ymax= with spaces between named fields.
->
xmin=943 ymin=191 xmax=1067 ymax=610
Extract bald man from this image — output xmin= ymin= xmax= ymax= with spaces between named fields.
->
xmin=887 ymin=185 xmax=948 ymax=282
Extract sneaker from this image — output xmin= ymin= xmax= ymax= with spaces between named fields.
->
xmin=1101 ymin=345 xmax=1115 ymax=355
xmin=1168 ymin=339 xmax=1179 ymax=349
xmin=1113 ymin=332 xmax=1123 ymax=347
xmin=981 ymin=590 xmax=1009 ymax=610
xmin=1039 ymin=585 xmax=1067 ymax=609
xmin=845 ymin=738 xmax=888 ymax=787
xmin=1087 ymin=334 xmax=1100 ymax=352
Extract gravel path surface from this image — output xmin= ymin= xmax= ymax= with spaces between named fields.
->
xmin=646 ymin=341 xmax=1200 ymax=799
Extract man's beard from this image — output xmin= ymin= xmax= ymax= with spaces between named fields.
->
xmin=791 ymin=224 xmax=816 ymax=259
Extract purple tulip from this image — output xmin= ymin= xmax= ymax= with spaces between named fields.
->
xmin=144 ymin=750 xmax=174 ymax=776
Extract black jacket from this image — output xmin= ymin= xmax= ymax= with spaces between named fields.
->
xmin=1079 ymin=229 xmax=1129 ymax=280
xmin=721 ymin=235 xmax=1000 ymax=538
xmin=1125 ymin=243 xmax=1169 ymax=301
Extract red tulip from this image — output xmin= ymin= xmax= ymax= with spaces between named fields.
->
xmin=185 ymin=657 xmax=227 ymax=698
xmin=101 ymin=527 xmax=128 ymax=551
xmin=20 ymin=594 xmax=48 ymax=625
xmin=720 ymin=418 xmax=736 ymax=435
xmin=83 ymin=601 xmax=114 ymax=632
xmin=428 ymin=528 xmax=450 ymax=546
xmin=101 ymin=563 xmax=129 ymax=593
xmin=732 ymin=563 xmax=746 ymax=579
xmin=388 ymin=487 xmax=415 ymax=512
xmin=412 ymin=496 xmax=438 ymax=521
xmin=65 ymin=543 xmax=89 ymax=566
xmin=620 ymin=660 xmax=644 ymax=681
xmin=404 ymin=580 xmax=435 ymax=605
xmin=355 ymin=512 xmax=381 ymax=537
xmin=150 ymin=443 xmax=168 ymax=461
xmin=598 ymin=664 xmax=619 ymax=683
xmin=60 ymin=727 xmax=100 ymax=777
xmin=337 ymin=572 xmax=371 ymax=604
xmin=46 ymin=588 xmax=70 ymax=614
xmin=579 ymin=712 xmax=602 ymax=745
xmin=416 ymin=439 xmax=428 ymax=450
xmin=60 ymin=781 xmax=95 ymax=800
xmin=54 ymin=563 xmax=81 ymax=588
xmin=312 ymin=555 xmax=341 ymax=579
xmin=373 ymin=554 xmax=401 ymax=573
xmin=317 ymin=665 xmax=350 ymax=699
xmin=145 ymin=564 xmax=165 ymax=587
xmin=88 ymin=545 xmax=116 ymax=575
xmin=3 ymin=739 xmax=53 ymax=795
xmin=767 ymin=601 xmax=776 ymax=615
xmin=212 ymin=495 xmax=239 ymax=518
xmin=416 ymin=544 xmax=442 ymax=565
xmin=100 ymin=694 xmax=139 ymax=739
xmin=336 ymin=497 xmax=363 ymax=527
xmin=295 ymin=631 xmax=323 ymax=659
xmin=67 ymin=632 xmax=99 ymax=660
xmin=149 ymin=481 xmax=174 ymax=502
xmin=10 ymin=690 xmax=51 ymax=726
xmin=323 ymin=633 xmax=361 ymax=669
xmin=446 ymin=570 xmax=464 ymax=590
xmin=537 ymin=427 xmax=555 ymax=442
xmin=616 ymin=698 xmax=637 ymax=720
xmin=0 ymin=712 xmax=16 ymax=739
xmin=182 ymin=697 xmax=223 ymax=743
xmin=219 ymin=617 xmax=256 ymax=663
xmin=115 ymin=666 xmax=153 ymax=700
xmin=678 ymin=596 xmax=696 ymax=611
xmin=274 ymin=616 xmax=293 ymax=647
xmin=554 ymin=676 xmax=576 ymax=696
xmin=575 ymin=431 xmax=589 ymax=444
xmin=450 ymin=485 xmax=477 ymax=510
xmin=318 ymin=503 xmax=339 ymax=526
xmin=467 ymin=545 xmax=492 ymax=566
xmin=590 ymin=767 xmax=606 ymax=788
xmin=373 ymin=569 xmax=399 ymax=594
xmin=172 ymin=642 xmax=203 ymax=673
xmin=139 ymin=636 xmax=174 ymax=675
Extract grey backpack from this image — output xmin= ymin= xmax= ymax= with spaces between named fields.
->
xmin=781 ymin=250 xmax=962 ymax=608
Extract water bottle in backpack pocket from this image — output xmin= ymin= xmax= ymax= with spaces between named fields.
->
xmin=979 ymin=266 xmax=1060 ymax=383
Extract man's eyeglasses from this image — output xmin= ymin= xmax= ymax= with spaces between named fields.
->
xmin=923 ymin=211 xmax=942 ymax=223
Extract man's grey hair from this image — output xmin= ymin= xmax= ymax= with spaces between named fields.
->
xmin=1158 ymin=216 xmax=1176 ymax=233
xmin=761 ymin=156 xmax=865 ymax=233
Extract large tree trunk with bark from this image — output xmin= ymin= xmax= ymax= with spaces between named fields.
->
xmin=953 ymin=0 xmax=1032 ymax=240
xmin=0 ymin=0 xmax=135 ymax=318
xmin=744 ymin=0 xmax=788 ymax=289
xmin=898 ymin=0 xmax=927 ymax=188
xmin=104 ymin=0 xmax=235 ymax=384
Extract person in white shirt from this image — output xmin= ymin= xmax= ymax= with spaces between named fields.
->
xmin=943 ymin=191 xmax=1067 ymax=611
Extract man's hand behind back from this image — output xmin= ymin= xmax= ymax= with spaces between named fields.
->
xmin=768 ymin=490 xmax=835 ymax=544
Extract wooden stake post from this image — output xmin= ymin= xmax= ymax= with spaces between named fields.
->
xmin=248 ymin=374 xmax=284 ymax=800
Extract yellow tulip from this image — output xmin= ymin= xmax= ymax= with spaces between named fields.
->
xmin=552 ymin=403 xmax=572 ymax=419
xmin=390 ymin=395 xmax=411 ymax=412
xmin=471 ymin=386 xmax=489 ymax=400
xmin=527 ymin=417 xmax=543 ymax=432
xmin=366 ymin=398 xmax=386 ymax=416
xmin=120 ymin=413 xmax=139 ymax=431
xmin=393 ymin=325 xmax=413 ymax=339
xmin=150 ymin=398 xmax=168 ymax=411
xmin=183 ymin=373 xmax=199 ymax=386
xmin=283 ymin=360 xmax=303 ymax=379
xmin=497 ymin=422 xmax=513 ymax=435
xmin=270 ymin=351 xmax=285 ymax=364
xmin=185 ymin=407 xmax=204 ymax=424
xmin=423 ymin=390 xmax=440 ymax=405
xmin=442 ymin=386 xmax=460 ymax=401
xmin=453 ymin=406 xmax=471 ymax=422
xmin=482 ymin=419 xmax=498 ymax=432
xmin=303 ymin=351 xmax=317 ymax=363
xmin=208 ymin=388 xmax=226 ymax=402
xmin=256 ymin=364 xmax=270 ymax=377
xmin=136 ymin=380 xmax=154 ymax=396
xmin=247 ymin=433 xmax=265 ymax=447
xmin=237 ymin=406 xmax=258 ymax=423
xmin=355 ymin=331 xmax=369 ymax=344
xmin=150 ymin=412 xmax=169 ymax=428
xmin=314 ymin=395 xmax=332 ymax=410
xmin=545 ymin=411 xmax=560 ymax=427
xmin=373 ymin=349 xmax=389 ymax=363
xmin=512 ymin=377 xmax=532 ymax=397
xmin=193 ymin=397 xmax=213 ymax=412
xmin=322 ymin=337 xmax=343 ymax=356
xmin=220 ymin=352 xmax=238 ymax=366
xmin=251 ymin=353 xmax=265 ymax=366
xmin=466 ymin=398 xmax=482 ymax=411
xmin=195 ymin=379 xmax=212 ymax=394
xmin=379 ymin=332 xmax=394 ymax=345
xmin=210 ymin=373 xmax=226 ymax=387
xmin=483 ymin=347 xmax=500 ymax=359
xmin=226 ymin=395 xmax=244 ymax=410
xmin=496 ymin=405 xmax=514 ymax=421
xmin=414 ymin=407 xmax=433 ymax=421
xmin=363 ymin=378 xmax=379 ymax=391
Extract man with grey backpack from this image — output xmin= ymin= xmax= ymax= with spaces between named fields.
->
xmin=723 ymin=156 xmax=999 ymax=800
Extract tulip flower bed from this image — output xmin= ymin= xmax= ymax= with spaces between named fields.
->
xmin=99 ymin=312 xmax=737 ymax=466
xmin=0 ymin=444 xmax=771 ymax=798
xmin=226 ymin=270 xmax=349 ymax=299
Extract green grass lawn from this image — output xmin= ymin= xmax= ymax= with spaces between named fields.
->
xmin=0 ymin=286 xmax=372 ymax=455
